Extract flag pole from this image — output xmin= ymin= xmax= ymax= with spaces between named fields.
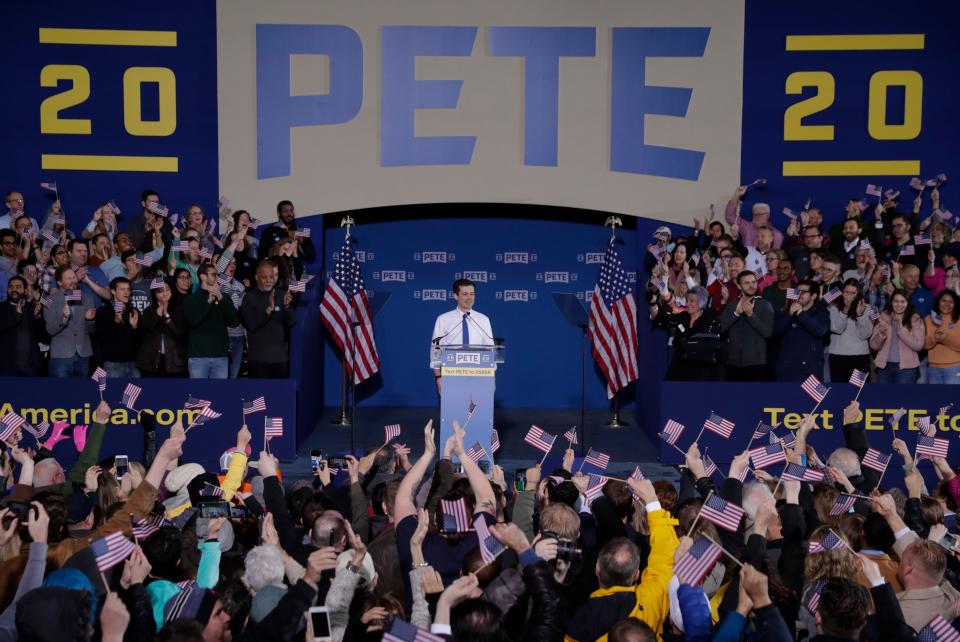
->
xmin=693 ymin=411 xmax=712 ymax=445
xmin=576 ymin=449 xmax=590 ymax=474
xmin=853 ymin=383 xmax=865 ymax=404
xmin=538 ymin=439 xmax=555 ymax=468
xmin=703 ymin=534 xmax=744 ymax=568
xmin=808 ymin=388 xmax=830 ymax=417
xmin=744 ymin=421 xmax=762 ymax=451
xmin=687 ymin=490 xmax=712 ymax=537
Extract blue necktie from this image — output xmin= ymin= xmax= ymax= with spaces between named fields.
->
xmin=462 ymin=313 xmax=470 ymax=345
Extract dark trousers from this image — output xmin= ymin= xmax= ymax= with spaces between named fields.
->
xmin=726 ymin=364 xmax=768 ymax=382
xmin=247 ymin=361 xmax=289 ymax=379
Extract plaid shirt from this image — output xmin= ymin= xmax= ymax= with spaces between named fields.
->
xmin=863 ymin=283 xmax=890 ymax=314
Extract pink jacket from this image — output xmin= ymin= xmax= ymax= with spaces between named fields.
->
xmin=869 ymin=312 xmax=925 ymax=368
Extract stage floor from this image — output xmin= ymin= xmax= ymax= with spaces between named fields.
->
xmin=284 ymin=406 xmax=678 ymax=483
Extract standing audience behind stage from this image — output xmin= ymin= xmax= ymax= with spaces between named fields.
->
xmin=0 ymin=189 xmax=314 ymax=379
xmin=648 ymin=181 xmax=960 ymax=384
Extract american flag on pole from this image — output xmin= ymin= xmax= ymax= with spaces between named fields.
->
xmin=588 ymin=241 xmax=638 ymax=398
xmin=146 ymin=202 xmax=169 ymax=217
xmin=440 ymin=498 xmax=471 ymax=533
xmin=465 ymin=442 xmax=486 ymax=464
xmin=288 ymin=280 xmax=306 ymax=293
xmin=703 ymin=413 xmax=735 ymax=438
xmin=889 ymin=407 xmax=907 ymax=427
xmin=915 ymin=234 xmax=932 ymax=246
xmin=899 ymin=245 xmax=916 ymax=257
xmin=194 ymin=405 xmax=222 ymax=424
xmin=861 ymin=448 xmax=891 ymax=473
xmin=24 ymin=420 xmax=49 ymax=442
xmin=801 ymin=374 xmax=829 ymax=403
xmin=849 ymin=369 xmax=867 ymax=388
xmin=918 ymin=415 xmax=935 ymax=437
xmin=384 ymin=424 xmax=401 ymax=442
xmin=185 ymin=396 xmax=212 ymax=410
xmin=917 ymin=435 xmax=950 ymax=458
xmin=200 ymin=482 xmax=225 ymax=497
xmin=829 ymin=495 xmax=858 ymax=516
xmin=0 ymin=413 xmax=25 ymax=442
xmin=918 ymin=615 xmax=960 ymax=642
xmin=382 ymin=618 xmax=445 ymax=642
xmin=91 ymin=367 xmax=107 ymax=392
xmin=659 ymin=419 xmax=685 ymax=445
xmin=822 ymin=289 xmax=841 ymax=304
xmin=699 ymin=494 xmax=744 ymax=532
xmin=243 ymin=397 xmax=266 ymax=415
xmin=64 ymin=289 xmax=82 ymax=302
xmin=134 ymin=254 xmax=155 ymax=267
xmin=674 ymin=538 xmax=723 ymax=586
xmin=131 ymin=514 xmax=166 ymax=540
xmin=786 ymin=288 xmax=799 ymax=300
xmin=753 ymin=423 xmax=774 ymax=439
xmin=781 ymin=463 xmax=826 ymax=482
xmin=320 ymin=239 xmax=380 ymax=384
xmin=809 ymin=530 xmax=845 ymax=553
xmin=630 ymin=466 xmax=645 ymax=481
xmin=39 ymin=293 xmax=52 ymax=307
xmin=805 ymin=580 xmax=825 ymax=614
xmin=583 ymin=448 xmax=611 ymax=471
xmin=113 ymin=299 xmax=125 ymax=314
xmin=149 ymin=277 xmax=166 ymax=291
xmin=750 ymin=442 xmax=786 ymax=469
xmin=474 ymin=514 xmax=505 ymax=564
xmin=702 ymin=454 xmax=718 ymax=477
xmin=865 ymin=184 xmax=882 ymax=197
xmin=264 ymin=417 xmax=283 ymax=439
xmin=564 ymin=427 xmax=578 ymax=445
xmin=490 ymin=429 xmax=500 ymax=453
xmin=583 ymin=474 xmax=610 ymax=503
xmin=40 ymin=181 xmax=57 ymax=192
xmin=294 ymin=227 xmax=311 ymax=238
xmin=121 ymin=383 xmax=142 ymax=410
xmin=776 ymin=430 xmax=797 ymax=450
xmin=91 ymin=531 xmax=136 ymax=571
xmin=41 ymin=228 xmax=59 ymax=245
xmin=171 ymin=240 xmax=191 ymax=253
xmin=524 ymin=425 xmax=556 ymax=453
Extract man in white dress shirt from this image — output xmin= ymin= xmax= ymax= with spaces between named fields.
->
xmin=431 ymin=278 xmax=494 ymax=392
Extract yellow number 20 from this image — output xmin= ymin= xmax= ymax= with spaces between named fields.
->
xmin=868 ymin=71 xmax=922 ymax=140
xmin=783 ymin=72 xmax=835 ymax=141
xmin=40 ymin=65 xmax=91 ymax=134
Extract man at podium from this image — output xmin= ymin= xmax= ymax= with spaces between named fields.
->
xmin=431 ymin=278 xmax=494 ymax=392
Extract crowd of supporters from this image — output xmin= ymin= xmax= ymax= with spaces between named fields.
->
xmin=646 ymin=183 xmax=960 ymax=384
xmin=0 ymin=190 xmax=315 ymax=379
xmin=0 ymin=396 xmax=956 ymax=642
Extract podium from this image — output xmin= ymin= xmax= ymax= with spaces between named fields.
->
xmin=433 ymin=343 xmax=504 ymax=464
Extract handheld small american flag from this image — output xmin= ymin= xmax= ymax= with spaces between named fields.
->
xmin=588 ymin=240 xmax=639 ymax=398
xmin=294 ymin=228 xmax=311 ymax=238
xmin=786 ymin=288 xmax=799 ymax=301
xmin=242 ymin=397 xmax=267 ymax=416
xmin=777 ymin=430 xmax=797 ymax=450
xmin=868 ymin=307 xmax=880 ymax=322
xmin=865 ymin=184 xmax=882 ymax=197
xmin=753 ymin=423 xmax=774 ymax=439
xmin=701 ymin=454 xmax=718 ymax=477
xmin=910 ymin=177 xmax=925 ymax=190
xmin=465 ymin=397 xmax=477 ymax=422
xmin=248 ymin=218 xmax=261 ymax=229
xmin=134 ymin=254 xmax=155 ymax=267
xmin=24 ymin=420 xmax=49 ymax=442
xmin=384 ymin=423 xmax=401 ymax=442
xmin=781 ymin=463 xmax=826 ymax=482
xmin=674 ymin=537 xmax=723 ymax=586
xmin=583 ymin=448 xmax=611 ymax=471
xmin=473 ymin=515 xmax=505 ymax=566
xmin=822 ymin=289 xmax=841 ymax=304
xmin=914 ymin=235 xmax=932 ymax=246
xmin=113 ymin=299 xmax=125 ymax=314
xmin=91 ymin=531 xmax=136 ymax=571
xmin=630 ymin=466 xmax=645 ymax=481
xmin=918 ymin=415 xmax=935 ymax=437
xmin=0 ymin=413 xmax=25 ymax=441
xmin=703 ymin=413 xmax=735 ymax=438
xmin=216 ymin=274 xmax=231 ymax=287
xmin=889 ymin=407 xmax=907 ymax=427
xmin=121 ymin=383 xmax=142 ymax=410
xmin=146 ymin=202 xmax=169 ymax=217
xmin=805 ymin=580 xmax=825 ymax=613
xmin=918 ymin=614 xmax=960 ymax=642
xmin=288 ymin=280 xmax=306 ymax=293
xmin=91 ymin=367 xmax=107 ymax=391
xmin=809 ymin=530 xmax=845 ymax=553
xmin=201 ymin=482 xmax=225 ymax=497
xmin=199 ymin=248 xmax=212 ymax=260
xmin=829 ymin=494 xmax=858 ymax=516
xmin=41 ymin=229 xmax=59 ymax=245
xmin=750 ymin=442 xmax=786 ymax=469
xmin=583 ymin=474 xmax=610 ymax=502
xmin=185 ymin=396 xmax=212 ymax=410
xmin=465 ymin=442 xmax=486 ymax=464
xmin=917 ymin=434 xmax=950 ymax=458
xmin=382 ymin=617 xmax=445 ymax=642
xmin=440 ymin=498 xmax=471 ymax=533
xmin=899 ymin=245 xmax=916 ymax=257
xmin=319 ymin=239 xmax=381 ymax=385
xmin=264 ymin=417 xmax=283 ymax=439
xmin=131 ymin=514 xmax=166 ymax=540
xmin=564 ymin=427 xmax=578 ymax=445
xmin=861 ymin=448 xmax=891 ymax=473
xmin=490 ymin=429 xmax=500 ymax=453
xmin=849 ymin=369 xmax=867 ymax=388
xmin=64 ymin=289 xmax=82 ymax=302
xmin=801 ymin=374 xmax=829 ymax=403
xmin=885 ymin=188 xmax=901 ymax=200
xmin=39 ymin=293 xmax=52 ymax=307
xmin=194 ymin=405 xmax=222 ymax=425
xmin=659 ymin=419 xmax=685 ymax=445
xmin=40 ymin=181 xmax=57 ymax=192
xmin=699 ymin=494 xmax=744 ymax=532
xmin=172 ymin=240 xmax=191 ymax=253
xmin=149 ymin=277 xmax=165 ymax=290
xmin=524 ymin=425 xmax=556 ymax=453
